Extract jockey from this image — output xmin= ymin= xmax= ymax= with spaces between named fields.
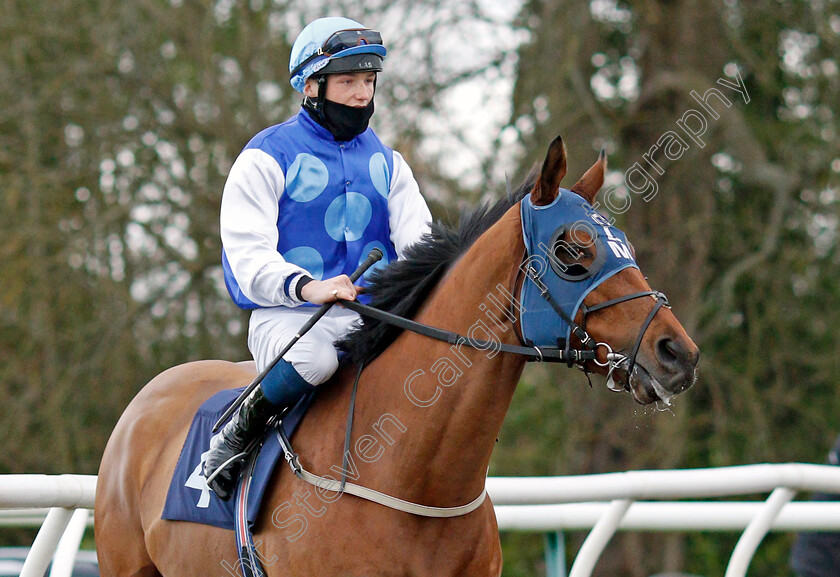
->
xmin=204 ymin=17 xmax=432 ymax=500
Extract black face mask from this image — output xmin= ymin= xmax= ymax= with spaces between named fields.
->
xmin=303 ymin=98 xmax=373 ymax=142
xmin=321 ymin=98 xmax=375 ymax=141
xmin=303 ymin=87 xmax=375 ymax=142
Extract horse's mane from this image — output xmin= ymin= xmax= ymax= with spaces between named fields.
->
xmin=338 ymin=171 xmax=535 ymax=366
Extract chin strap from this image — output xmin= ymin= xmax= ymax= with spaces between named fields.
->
xmin=302 ymin=76 xmax=328 ymax=123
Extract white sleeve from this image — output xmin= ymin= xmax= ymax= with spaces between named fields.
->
xmin=388 ymin=151 xmax=432 ymax=259
xmin=220 ymin=149 xmax=309 ymax=308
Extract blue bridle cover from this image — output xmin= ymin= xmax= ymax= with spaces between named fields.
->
xmin=520 ymin=189 xmax=639 ymax=347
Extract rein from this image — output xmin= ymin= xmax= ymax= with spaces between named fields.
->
xmin=339 ymin=299 xmax=596 ymax=364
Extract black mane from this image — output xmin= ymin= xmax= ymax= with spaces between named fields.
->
xmin=338 ymin=173 xmax=535 ymax=366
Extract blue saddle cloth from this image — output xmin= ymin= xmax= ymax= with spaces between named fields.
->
xmin=161 ymin=387 xmax=312 ymax=530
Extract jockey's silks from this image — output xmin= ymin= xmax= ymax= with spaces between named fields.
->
xmin=222 ymin=110 xmax=399 ymax=309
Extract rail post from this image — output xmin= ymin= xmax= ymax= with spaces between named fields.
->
xmin=544 ymin=531 xmax=567 ymax=577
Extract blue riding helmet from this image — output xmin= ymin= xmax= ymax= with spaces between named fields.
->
xmin=289 ymin=17 xmax=388 ymax=93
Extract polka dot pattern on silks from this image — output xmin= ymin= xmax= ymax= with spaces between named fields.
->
xmin=369 ymin=153 xmax=390 ymax=199
xmin=238 ymin=110 xmax=402 ymax=307
xmin=324 ymin=192 xmax=373 ymax=242
xmin=282 ymin=246 xmax=325 ymax=280
xmin=286 ymin=153 xmax=329 ymax=202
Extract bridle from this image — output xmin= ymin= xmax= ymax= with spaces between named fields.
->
xmin=340 ymin=297 xmax=597 ymax=365
xmin=337 ymin=256 xmax=671 ymax=388
xmin=520 ymin=259 xmax=671 ymax=386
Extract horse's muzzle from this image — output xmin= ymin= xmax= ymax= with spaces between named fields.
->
xmin=615 ymin=336 xmax=700 ymax=405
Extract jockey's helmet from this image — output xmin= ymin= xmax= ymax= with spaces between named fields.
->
xmin=289 ymin=17 xmax=386 ymax=93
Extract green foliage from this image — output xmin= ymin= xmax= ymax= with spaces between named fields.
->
xmin=500 ymin=532 xmax=549 ymax=577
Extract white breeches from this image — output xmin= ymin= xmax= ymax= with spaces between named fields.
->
xmin=248 ymin=306 xmax=362 ymax=385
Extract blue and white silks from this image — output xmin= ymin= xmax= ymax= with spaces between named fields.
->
xmin=221 ymin=109 xmax=431 ymax=310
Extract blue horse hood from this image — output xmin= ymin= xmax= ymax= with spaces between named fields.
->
xmin=519 ymin=189 xmax=639 ymax=347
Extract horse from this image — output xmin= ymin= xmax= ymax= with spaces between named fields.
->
xmin=95 ymin=136 xmax=699 ymax=577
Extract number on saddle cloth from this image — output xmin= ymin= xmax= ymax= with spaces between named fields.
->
xmin=161 ymin=388 xmax=315 ymax=529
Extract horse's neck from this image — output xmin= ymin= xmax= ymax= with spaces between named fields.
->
xmin=359 ymin=205 xmax=527 ymax=505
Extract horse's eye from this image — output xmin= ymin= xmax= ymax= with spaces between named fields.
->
xmin=555 ymin=244 xmax=588 ymax=265
xmin=554 ymin=243 xmax=580 ymax=263
xmin=549 ymin=226 xmax=598 ymax=281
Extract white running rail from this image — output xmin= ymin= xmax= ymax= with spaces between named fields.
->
xmin=488 ymin=463 xmax=840 ymax=577
xmin=0 ymin=475 xmax=96 ymax=577
xmin=3 ymin=464 xmax=840 ymax=577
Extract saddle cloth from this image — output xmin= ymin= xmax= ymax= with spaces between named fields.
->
xmin=161 ymin=387 xmax=313 ymax=530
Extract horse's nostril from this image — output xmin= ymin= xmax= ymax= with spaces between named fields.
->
xmin=656 ymin=337 xmax=681 ymax=367
xmin=656 ymin=337 xmax=700 ymax=370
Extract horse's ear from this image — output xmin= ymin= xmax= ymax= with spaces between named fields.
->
xmin=531 ymin=136 xmax=567 ymax=206
xmin=570 ymin=149 xmax=607 ymax=204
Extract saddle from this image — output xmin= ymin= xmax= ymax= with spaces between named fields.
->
xmin=161 ymin=386 xmax=316 ymax=576
xmin=161 ymin=387 xmax=314 ymax=530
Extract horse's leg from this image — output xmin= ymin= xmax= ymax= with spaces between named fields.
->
xmin=134 ymin=364 xmax=245 ymax=575
xmin=95 ymin=527 xmax=160 ymax=577
xmin=145 ymin=519 xmax=239 ymax=576
xmin=95 ymin=410 xmax=167 ymax=577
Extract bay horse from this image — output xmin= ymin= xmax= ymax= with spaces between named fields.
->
xmin=95 ymin=136 xmax=699 ymax=577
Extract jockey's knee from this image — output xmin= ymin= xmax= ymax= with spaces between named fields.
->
xmin=291 ymin=346 xmax=339 ymax=386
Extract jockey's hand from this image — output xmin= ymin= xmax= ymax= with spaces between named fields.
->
xmin=300 ymin=275 xmax=359 ymax=305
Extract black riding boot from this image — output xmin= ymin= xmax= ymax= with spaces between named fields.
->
xmin=203 ymin=386 xmax=276 ymax=500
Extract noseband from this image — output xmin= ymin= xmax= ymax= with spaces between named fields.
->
xmin=582 ymin=290 xmax=670 ymax=384
xmin=521 ymin=263 xmax=671 ymax=380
